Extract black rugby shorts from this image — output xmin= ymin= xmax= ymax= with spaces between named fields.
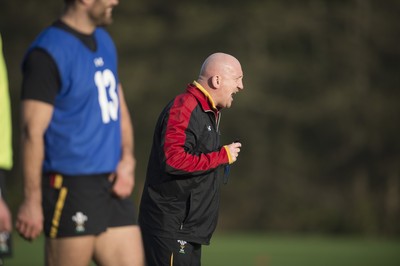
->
xmin=42 ymin=173 xmax=137 ymax=238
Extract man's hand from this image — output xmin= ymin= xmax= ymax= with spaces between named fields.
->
xmin=226 ymin=141 xmax=242 ymax=163
xmin=110 ymin=155 xmax=136 ymax=198
xmin=16 ymin=199 xmax=43 ymax=241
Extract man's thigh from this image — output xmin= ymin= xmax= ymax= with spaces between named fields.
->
xmin=91 ymin=187 xmax=143 ymax=265
xmin=142 ymin=233 xmax=202 ymax=266
xmin=94 ymin=225 xmax=144 ymax=266
xmin=46 ymin=236 xmax=96 ymax=266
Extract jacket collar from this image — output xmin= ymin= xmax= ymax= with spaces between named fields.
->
xmin=186 ymin=81 xmax=218 ymax=113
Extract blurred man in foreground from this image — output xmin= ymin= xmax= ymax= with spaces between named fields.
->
xmin=16 ymin=0 xmax=144 ymax=265
xmin=0 ymin=32 xmax=13 ymax=265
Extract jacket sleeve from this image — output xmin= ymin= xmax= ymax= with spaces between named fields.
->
xmin=162 ymin=94 xmax=230 ymax=176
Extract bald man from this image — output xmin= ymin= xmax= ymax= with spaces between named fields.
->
xmin=139 ymin=52 xmax=244 ymax=265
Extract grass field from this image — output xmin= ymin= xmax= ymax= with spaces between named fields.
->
xmin=203 ymin=233 xmax=400 ymax=266
xmin=3 ymin=232 xmax=400 ymax=266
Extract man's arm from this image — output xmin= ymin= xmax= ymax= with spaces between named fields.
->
xmin=16 ymin=100 xmax=53 ymax=240
xmin=110 ymin=84 xmax=136 ymax=198
xmin=162 ymin=94 xmax=240 ymax=176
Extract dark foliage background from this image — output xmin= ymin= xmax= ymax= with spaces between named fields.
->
xmin=1 ymin=0 xmax=399 ymax=237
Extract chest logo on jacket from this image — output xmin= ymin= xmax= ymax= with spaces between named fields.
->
xmin=207 ymin=125 xmax=212 ymax=132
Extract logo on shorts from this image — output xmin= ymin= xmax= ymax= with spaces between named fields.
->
xmin=177 ymin=240 xmax=187 ymax=254
xmin=72 ymin=212 xmax=88 ymax=233
xmin=0 ymin=232 xmax=10 ymax=253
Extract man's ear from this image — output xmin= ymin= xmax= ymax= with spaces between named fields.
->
xmin=210 ymin=75 xmax=221 ymax=89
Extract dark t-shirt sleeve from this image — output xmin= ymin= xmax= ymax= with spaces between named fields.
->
xmin=21 ymin=48 xmax=60 ymax=105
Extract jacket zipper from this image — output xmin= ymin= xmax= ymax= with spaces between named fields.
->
xmin=205 ymin=110 xmax=221 ymax=132
xmin=216 ymin=112 xmax=221 ymax=132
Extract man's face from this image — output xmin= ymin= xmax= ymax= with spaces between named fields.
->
xmin=216 ymin=64 xmax=244 ymax=109
xmin=89 ymin=0 xmax=119 ymax=26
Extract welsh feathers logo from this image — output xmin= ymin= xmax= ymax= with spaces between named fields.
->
xmin=177 ymin=240 xmax=187 ymax=254
xmin=72 ymin=212 xmax=88 ymax=233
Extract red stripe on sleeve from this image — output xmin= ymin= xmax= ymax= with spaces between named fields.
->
xmin=163 ymin=94 xmax=228 ymax=174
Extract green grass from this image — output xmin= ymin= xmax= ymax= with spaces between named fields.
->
xmin=4 ymin=232 xmax=400 ymax=266
xmin=203 ymin=233 xmax=400 ymax=266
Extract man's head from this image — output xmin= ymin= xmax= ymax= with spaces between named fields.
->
xmin=197 ymin=53 xmax=244 ymax=109
xmin=88 ymin=0 xmax=119 ymax=26
xmin=64 ymin=0 xmax=119 ymax=27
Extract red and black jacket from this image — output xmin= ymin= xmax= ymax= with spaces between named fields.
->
xmin=139 ymin=81 xmax=233 ymax=244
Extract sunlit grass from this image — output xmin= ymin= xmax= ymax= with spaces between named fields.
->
xmin=5 ymin=232 xmax=400 ymax=266
xmin=203 ymin=233 xmax=400 ymax=266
